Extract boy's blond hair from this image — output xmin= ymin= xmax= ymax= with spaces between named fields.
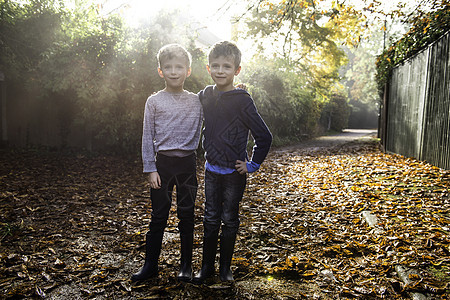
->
xmin=157 ymin=44 xmax=192 ymax=68
xmin=208 ymin=41 xmax=241 ymax=70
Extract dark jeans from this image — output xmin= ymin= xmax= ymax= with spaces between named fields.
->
xmin=149 ymin=153 xmax=198 ymax=236
xmin=203 ymin=170 xmax=246 ymax=238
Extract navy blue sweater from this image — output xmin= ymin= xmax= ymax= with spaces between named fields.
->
xmin=199 ymin=85 xmax=272 ymax=169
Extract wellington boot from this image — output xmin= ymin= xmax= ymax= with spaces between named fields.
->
xmin=219 ymin=235 xmax=236 ymax=282
xmin=131 ymin=230 xmax=163 ymax=282
xmin=177 ymin=233 xmax=193 ymax=282
xmin=192 ymin=235 xmax=218 ymax=284
xmin=131 ymin=261 xmax=158 ymax=281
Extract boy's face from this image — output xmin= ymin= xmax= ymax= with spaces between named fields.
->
xmin=158 ymin=56 xmax=191 ymax=93
xmin=207 ymin=55 xmax=241 ymax=92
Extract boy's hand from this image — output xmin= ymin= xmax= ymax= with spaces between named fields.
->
xmin=235 ymin=159 xmax=248 ymax=174
xmin=149 ymin=171 xmax=161 ymax=189
xmin=235 ymin=83 xmax=247 ymax=91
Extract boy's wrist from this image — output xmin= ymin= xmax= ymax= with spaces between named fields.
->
xmin=143 ymin=161 xmax=157 ymax=173
xmin=246 ymin=161 xmax=260 ymax=173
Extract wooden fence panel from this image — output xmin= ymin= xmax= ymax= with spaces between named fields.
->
xmin=386 ymin=49 xmax=429 ymax=159
xmin=385 ymin=31 xmax=450 ymax=170
xmin=421 ymin=33 xmax=450 ymax=169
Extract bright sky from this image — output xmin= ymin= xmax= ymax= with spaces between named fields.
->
xmin=100 ymin=0 xmax=243 ymax=41
xmin=99 ymin=0 xmax=422 ymax=37
xmin=96 ymin=0 xmax=423 ymax=57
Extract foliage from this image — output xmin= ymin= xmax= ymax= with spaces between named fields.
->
xmin=342 ymin=45 xmax=379 ymax=105
xmin=347 ymin=99 xmax=379 ymax=129
xmin=375 ymin=3 xmax=450 ymax=94
xmin=240 ymin=57 xmax=322 ymax=141
xmin=0 ymin=0 xmax=389 ymax=152
xmin=0 ymin=0 xmax=62 ymax=77
xmin=319 ymin=92 xmax=350 ymax=132
xmin=236 ymin=0 xmax=369 ymax=139
xmin=238 ymin=0 xmax=386 ymax=138
xmin=242 ymin=0 xmax=351 ymax=97
xmin=340 ymin=30 xmax=384 ymax=129
xmin=7 ymin=0 xmax=444 ymax=152
xmin=0 ymin=1 xmax=210 ymax=153
xmin=239 ymin=0 xmax=449 ymax=138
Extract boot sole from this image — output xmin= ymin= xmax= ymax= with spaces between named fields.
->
xmin=177 ymin=276 xmax=192 ymax=283
xmin=130 ymin=271 xmax=159 ymax=282
xmin=192 ymin=273 xmax=215 ymax=285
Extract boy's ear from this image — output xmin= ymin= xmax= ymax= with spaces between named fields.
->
xmin=206 ymin=65 xmax=211 ymax=74
xmin=157 ymin=67 xmax=164 ymax=78
xmin=187 ymin=67 xmax=191 ymax=78
xmin=234 ymin=66 xmax=241 ymax=76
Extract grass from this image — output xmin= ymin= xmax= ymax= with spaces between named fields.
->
xmin=0 ymin=221 xmax=23 ymax=242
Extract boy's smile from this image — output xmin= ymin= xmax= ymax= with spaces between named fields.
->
xmin=158 ymin=57 xmax=191 ymax=93
xmin=207 ymin=56 xmax=241 ymax=92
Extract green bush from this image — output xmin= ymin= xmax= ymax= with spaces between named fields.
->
xmin=375 ymin=4 xmax=450 ymax=94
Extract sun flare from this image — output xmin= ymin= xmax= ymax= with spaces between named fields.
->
xmin=99 ymin=0 xmax=238 ymax=41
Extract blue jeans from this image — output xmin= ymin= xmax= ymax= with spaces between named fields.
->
xmin=203 ymin=170 xmax=246 ymax=238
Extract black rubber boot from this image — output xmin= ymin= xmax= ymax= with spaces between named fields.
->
xmin=177 ymin=233 xmax=193 ymax=282
xmin=131 ymin=230 xmax=163 ymax=281
xmin=192 ymin=235 xmax=218 ymax=284
xmin=219 ymin=235 xmax=236 ymax=282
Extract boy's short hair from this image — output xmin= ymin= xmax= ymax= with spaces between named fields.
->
xmin=208 ymin=41 xmax=241 ymax=70
xmin=157 ymin=44 xmax=192 ymax=68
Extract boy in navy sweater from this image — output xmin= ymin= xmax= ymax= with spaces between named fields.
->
xmin=193 ymin=41 xmax=272 ymax=283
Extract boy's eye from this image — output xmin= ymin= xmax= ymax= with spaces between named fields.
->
xmin=211 ymin=64 xmax=233 ymax=70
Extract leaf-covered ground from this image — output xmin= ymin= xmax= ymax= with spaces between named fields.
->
xmin=1 ymin=135 xmax=449 ymax=299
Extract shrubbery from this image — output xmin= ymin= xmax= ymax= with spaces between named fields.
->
xmin=375 ymin=4 xmax=450 ymax=95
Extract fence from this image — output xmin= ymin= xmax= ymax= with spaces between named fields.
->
xmin=382 ymin=31 xmax=450 ymax=170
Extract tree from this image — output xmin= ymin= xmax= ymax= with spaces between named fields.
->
xmin=340 ymin=30 xmax=384 ymax=129
xmin=234 ymin=0 xmax=363 ymax=137
xmin=0 ymin=0 xmax=212 ymax=152
xmin=0 ymin=0 xmax=63 ymax=85
xmin=240 ymin=56 xmax=322 ymax=143
xmin=241 ymin=0 xmax=352 ymax=97
xmin=320 ymin=92 xmax=350 ymax=132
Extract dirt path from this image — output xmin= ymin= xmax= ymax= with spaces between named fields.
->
xmin=275 ymin=129 xmax=378 ymax=153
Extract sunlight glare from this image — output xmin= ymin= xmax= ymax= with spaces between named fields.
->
xmin=100 ymin=0 xmax=236 ymax=40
